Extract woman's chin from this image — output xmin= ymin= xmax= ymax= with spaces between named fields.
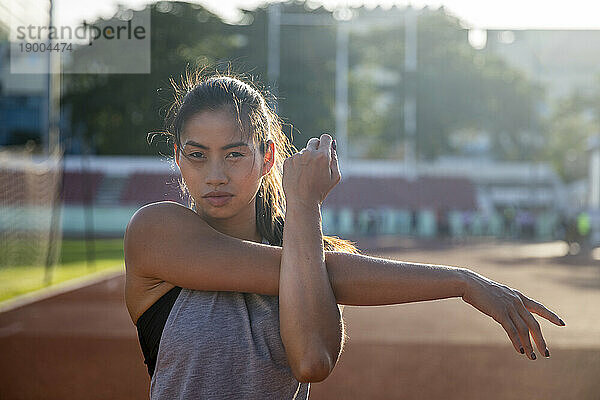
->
xmin=198 ymin=206 xmax=237 ymax=220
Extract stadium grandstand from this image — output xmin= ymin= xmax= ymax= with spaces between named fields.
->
xmin=0 ymin=154 xmax=579 ymax=242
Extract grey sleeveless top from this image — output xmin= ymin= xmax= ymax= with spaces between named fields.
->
xmin=150 ymin=238 xmax=310 ymax=399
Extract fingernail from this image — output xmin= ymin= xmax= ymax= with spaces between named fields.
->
xmin=545 ymin=348 xmax=550 ymax=357
xmin=520 ymin=347 xmax=524 ymax=354
xmin=332 ymin=140 xmax=337 ymax=151
xmin=559 ymin=318 xmax=565 ymax=326
xmin=531 ymin=352 xmax=536 ymax=360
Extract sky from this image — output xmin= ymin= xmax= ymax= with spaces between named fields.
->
xmin=49 ymin=0 xmax=600 ymax=30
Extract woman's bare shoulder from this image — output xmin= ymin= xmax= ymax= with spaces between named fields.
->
xmin=129 ymin=201 xmax=196 ymax=225
xmin=126 ymin=201 xmax=203 ymax=240
xmin=124 ymin=201 xmax=205 ymax=274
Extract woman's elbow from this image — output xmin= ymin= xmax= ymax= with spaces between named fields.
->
xmin=293 ymin=354 xmax=333 ymax=383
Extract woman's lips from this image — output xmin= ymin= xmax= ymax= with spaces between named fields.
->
xmin=204 ymin=195 xmax=233 ymax=207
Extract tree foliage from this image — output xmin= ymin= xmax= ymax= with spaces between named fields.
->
xmin=539 ymin=82 xmax=600 ymax=182
xmin=63 ymin=2 xmax=243 ymax=155
xmin=347 ymin=7 xmax=544 ymax=161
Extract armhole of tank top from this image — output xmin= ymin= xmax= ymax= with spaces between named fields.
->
xmin=136 ymin=285 xmax=182 ymax=327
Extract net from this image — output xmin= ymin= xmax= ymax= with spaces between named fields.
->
xmin=0 ymin=147 xmax=63 ymax=276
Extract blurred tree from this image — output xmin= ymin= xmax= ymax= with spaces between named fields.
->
xmin=347 ymin=6 xmax=545 ymax=161
xmin=537 ymin=85 xmax=599 ymax=182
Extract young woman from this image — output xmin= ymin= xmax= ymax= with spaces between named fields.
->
xmin=124 ymin=70 xmax=565 ymax=399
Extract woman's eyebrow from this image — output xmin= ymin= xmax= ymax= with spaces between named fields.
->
xmin=184 ymin=140 xmax=249 ymax=150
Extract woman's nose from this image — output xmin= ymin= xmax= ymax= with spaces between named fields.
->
xmin=205 ymin=160 xmax=228 ymax=185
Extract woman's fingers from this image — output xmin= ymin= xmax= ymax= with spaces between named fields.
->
xmin=306 ymin=137 xmax=320 ymax=151
xmin=305 ymin=134 xmax=333 ymax=153
xmin=318 ymin=133 xmax=333 ymax=154
xmin=330 ymin=140 xmax=341 ymax=183
xmin=286 ymin=134 xmax=339 ymax=204
xmin=305 ymin=134 xmax=337 ymax=182
xmin=500 ymin=314 xmax=525 ymax=355
xmin=516 ymin=291 xmax=566 ymax=327
xmin=514 ymin=300 xmax=550 ymax=358
xmin=462 ymin=272 xmax=562 ymax=361
xmin=508 ymin=307 xmax=537 ymax=360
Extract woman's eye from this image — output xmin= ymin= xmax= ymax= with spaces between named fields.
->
xmin=187 ymin=152 xmax=243 ymax=159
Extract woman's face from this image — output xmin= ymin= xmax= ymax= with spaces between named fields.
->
xmin=175 ymin=108 xmax=273 ymax=222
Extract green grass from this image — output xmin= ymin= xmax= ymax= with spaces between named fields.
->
xmin=0 ymin=239 xmax=125 ymax=303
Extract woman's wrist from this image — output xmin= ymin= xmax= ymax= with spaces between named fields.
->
xmin=459 ymin=268 xmax=478 ymax=299
xmin=285 ymin=196 xmax=321 ymax=212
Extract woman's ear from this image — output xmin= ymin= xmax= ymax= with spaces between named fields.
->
xmin=174 ymin=143 xmax=180 ymax=169
xmin=262 ymin=140 xmax=275 ymax=176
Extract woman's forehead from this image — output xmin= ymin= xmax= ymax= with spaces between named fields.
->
xmin=182 ymin=110 xmax=253 ymax=147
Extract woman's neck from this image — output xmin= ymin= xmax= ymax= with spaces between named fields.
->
xmin=199 ymin=205 xmax=262 ymax=243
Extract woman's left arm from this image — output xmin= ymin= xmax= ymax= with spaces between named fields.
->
xmin=279 ymin=134 xmax=343 ymax=383
xmin=279 ymin=200 xmax=342 ymax=383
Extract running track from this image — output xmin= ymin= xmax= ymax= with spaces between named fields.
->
xmin=1 ymin=240 xmax=598 ymax=399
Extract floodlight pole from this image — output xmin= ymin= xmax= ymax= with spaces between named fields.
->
xmin=267 ymin=2 xmax=281 ymax=113
xmin=403 ymin=7 xmax=417 ymax=180
xmin=335 ymin=21 xmax=349 ymax=169
xmin=42 ymin=0 xmax=51 ymax=154
xmin=267 ymin=3 xmax=349 ymax=168
xmin=44 ymin=0 xmax=63 ymax=285
xmin=44 ymin=0 xmax=61 ymax=156
xmin=49 ymin=51 xmax=61 ymax=155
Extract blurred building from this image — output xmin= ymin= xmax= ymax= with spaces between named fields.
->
xmin=485 ymin=29 xmax=600 ymax=101
xmin=343 ymin=157 xmax=564 ymax=210
xmin=0 ymin=47 xmax=46 ymax=146
xmin=324 ymin=157 xmax=564 ymax=240
xmin=0 ymin=1 xmax=49 ymax=147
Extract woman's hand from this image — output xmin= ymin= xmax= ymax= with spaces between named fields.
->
xmin=283 ymin=133 xmax=340 ymax=206
xmin=461 ymin=269 xmax=566 ymax=360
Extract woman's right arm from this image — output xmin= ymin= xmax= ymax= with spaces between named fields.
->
xmin=125 ymin=201 xmax=565 ymax=358
xmin=124 ymin=200 xmax=465 ymax=305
